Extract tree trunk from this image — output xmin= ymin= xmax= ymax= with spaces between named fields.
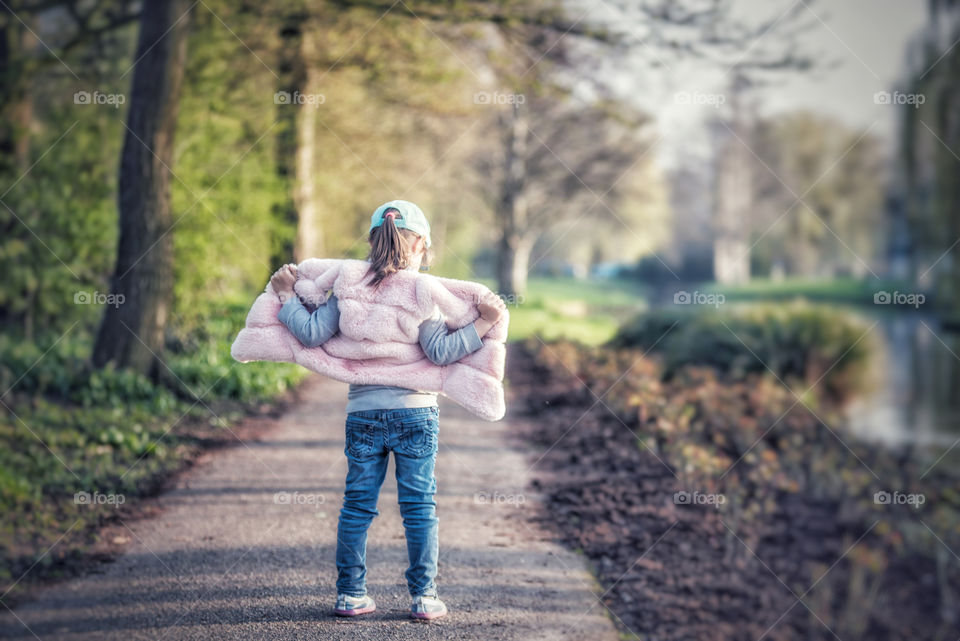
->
xmin=934 ymin=43 xmax=960 ymax=324
xmin=271 ymin=5 xmax=308 ymax=266
xmin=497 ymin=231 xmax=533 ymax=299
xmin=495 ymin=103 xmax=530 ymax=298
xmin=293 ymin=28 xmax=323 ymax=260
xmin=711 ymin=129 xmax=752 ymax=285
xmin=0 ymin=7 xmax=34 ymax=176
xmin=712 ymin=80 xmax=752 ymax=285
xmin=1 ymin=9 xmax=36 ymax=334
xmin=92 ymin=0 xmax=191 ymax=378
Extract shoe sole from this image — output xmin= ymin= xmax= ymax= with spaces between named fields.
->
xmin=334 ymin=605 xmax=376 ymax=617
xmin=411 ymin=608 xmax=447 ymax=620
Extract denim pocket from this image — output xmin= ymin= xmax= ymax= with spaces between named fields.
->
xmin=396 ymin=414 xmax=439 ymax=458
xmin=345 ymin=416 xmax=377 ymax=458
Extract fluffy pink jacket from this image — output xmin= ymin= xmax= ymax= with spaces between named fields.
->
xmin=230 ymin=258 xmax=508 ymax=421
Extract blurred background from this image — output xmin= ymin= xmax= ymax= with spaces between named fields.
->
xmin=0 ymin=0 xmax=958 ymax=638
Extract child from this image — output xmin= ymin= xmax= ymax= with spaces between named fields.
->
xmin=269 ymin=200 xmax=506 ymax=621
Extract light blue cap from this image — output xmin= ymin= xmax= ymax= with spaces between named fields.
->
xmin=369 ymin=200 xmax=432 ymax=248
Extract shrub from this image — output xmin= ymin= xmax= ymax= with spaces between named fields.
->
xmin=609 ymin=302 xmax=874 ymax=402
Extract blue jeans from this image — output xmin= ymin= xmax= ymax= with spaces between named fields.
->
xmin=336 ymin=406 xmax=440 ymax=598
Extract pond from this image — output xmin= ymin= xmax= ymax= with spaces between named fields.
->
xmin=846 ymin=310 xmax=960 ymax=448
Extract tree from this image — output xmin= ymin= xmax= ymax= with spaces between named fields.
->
xmin=898 ymin=0 xmax=960 ymax=322
xmin=271 ymin=1 xmax=321 ymax=264
xmin=495 ymin=101 xmax=532 ymax=297
xmin=484 ymin=94 xmax=660 ymax=296
xmin=92 ymin=0 xmax=192 ymax=377
xmin=0 ymin=1 xmax=139 ymax=176
xmin=747 ymin=112 xmax=885 ymax=279
xmin=246 ymin=0 xmax=585 ymax=271
xmin=710 ymin=73 xmax=756 ymax=285
xmin=0 ymin=1 xmax=139 ymax=337
xmin=482 ymin=0 xmax=819 ymax=295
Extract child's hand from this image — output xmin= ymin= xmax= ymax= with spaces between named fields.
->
xmin=270 ymin=264 xmax=298 ymax=302
xmin=476 ymin=292 xmax=507 ymax=323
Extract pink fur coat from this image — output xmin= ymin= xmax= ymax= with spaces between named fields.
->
xmin=230 ymin=258 xmax=508 ymax=421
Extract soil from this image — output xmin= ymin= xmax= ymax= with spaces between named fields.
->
xmin=506 ymin=341 xmax=951 ymax=641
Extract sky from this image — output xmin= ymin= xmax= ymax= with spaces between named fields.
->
xmin=561 ymin=0 xmax=930 ymax=168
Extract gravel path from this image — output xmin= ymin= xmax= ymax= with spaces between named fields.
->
xmin=0 ymin=375 xmax=617 ymax=640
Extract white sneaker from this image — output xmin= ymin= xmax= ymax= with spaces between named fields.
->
xmin=333 ymin=593 xmax=376 ymax=616
xmin=411 ymin=594 xmax=448 ymax=620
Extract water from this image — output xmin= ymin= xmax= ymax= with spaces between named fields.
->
xmin=643 ymin=285 xmax=959 ymax=449
xmin=846 ymin=311 xmax=960 ymax=448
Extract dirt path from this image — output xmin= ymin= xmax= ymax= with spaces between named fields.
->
xmin=0 ymin=374 xmax=617 ymax=640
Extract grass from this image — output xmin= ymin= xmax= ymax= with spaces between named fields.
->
xmin=479 ymin=276 xmax=649 ymax=345
xmin=702 ymin=277 xmax=921 ymax=305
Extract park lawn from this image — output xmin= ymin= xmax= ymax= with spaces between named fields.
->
xmin=702 ymin=277 xmax=919 ymax=305
xmin=478 ymin=276 xmax=649 ymax=345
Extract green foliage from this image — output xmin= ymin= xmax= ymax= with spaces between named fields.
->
xmin=0 ymin=329 xmax=179 ymax=410
xmin=167 ymin=296 xmax=307 ymax=402
xmin=610 ymin=302 xmax=874 ymax=402
xmin=0 ymin=297 xmax=305 ymax=408
xmin=0 ymin=104 xmax=122 ymax=337
xmin=171 ymin=3 xmax=292 ymax=320
xmin=0 ymin=387 xmax=200 ymax=589
xmin=0 ymin=296 xmax=306 ymax=592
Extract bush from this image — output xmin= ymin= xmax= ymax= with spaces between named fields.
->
xmin=167 ymin=296 xmax=306 ymax=402
xmin=609 ymin=302 xmax=874 ymax=402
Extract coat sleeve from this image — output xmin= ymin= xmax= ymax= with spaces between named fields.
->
xmin=417 ymin=305 xmax=483 ymax=366
xmin=278 ymin=293 xmax=341 ymax=348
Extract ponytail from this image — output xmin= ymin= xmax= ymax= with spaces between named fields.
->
xmin=366 ymin=210 xmax=428 ymax=287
